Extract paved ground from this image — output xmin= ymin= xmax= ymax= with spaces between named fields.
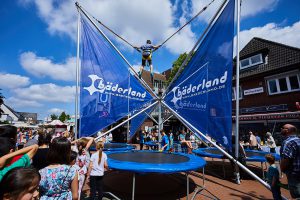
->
xmin=82 ymin=157 xmax=293 ymax=200
xmin=84 ymin=145 xmax=293 ymax=200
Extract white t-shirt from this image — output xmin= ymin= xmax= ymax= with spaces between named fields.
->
xmin=90 ymin=151 xmax=107 ymax=176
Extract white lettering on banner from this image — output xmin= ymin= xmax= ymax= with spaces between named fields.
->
xmin=243 ymin=87 xmax=264 ymax=96
xmin=84 ymin=74 xmax=146 ymax=100
xmin=171 ymin=71 xmax=228 ymax=109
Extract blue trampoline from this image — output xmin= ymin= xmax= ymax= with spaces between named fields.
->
xmin=107 ymin=150 xmax=206 ymax=199
xmin=193 ymin=147 xmax=280 ymax=179
xmin=107 ymin=150 xmax=206 ymax=173
xmin=90 ymin=143 xmax=135 ymax=152
xmin=144 ymin=141 xmax=159 ymax=150
xmin=193 ymin=148 xmax=280 ymax=162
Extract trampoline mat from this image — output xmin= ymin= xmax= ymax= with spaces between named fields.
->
xmin=104 ymin=143 xmax=129 ymax=148
xmin=245 ymin=151 xmax=267 ymax=157
xmin=203 ymin=149 xmax=223 ymax=155
xmin=108 ymin=151 xmax=190 ymax=164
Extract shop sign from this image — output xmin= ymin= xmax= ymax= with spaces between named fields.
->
xmin=243 ymin=87 xmax=264 ymax=96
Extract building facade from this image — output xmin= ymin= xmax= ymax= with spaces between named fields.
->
xmin=232 ymin=37 xmax=300 ymax=143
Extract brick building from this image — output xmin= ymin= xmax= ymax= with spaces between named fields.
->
xmin=232 ymin=37 xmax=300 ymax=143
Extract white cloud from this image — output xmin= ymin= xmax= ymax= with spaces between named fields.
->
xmin=20 ymin=0 xmax=196 ymax=54
xmin=12 ymin=83 xmax=76 ymax=103
xmin=239 ymin=21 xmax=300 ymax=50
xmin=0 ymin=73 xmax=30 ymax=89
xmin=191 ymin=0 xmax=279 ymax=23
xmin=48 ymin=108 xmax=64 ymax=114
xmin=6 ymin=97 xmax=43 ymax=109
xmin=20 ymin=52 xmax=76 ymax=81
xmin=240 ymin=0 xmax=279 ymax=18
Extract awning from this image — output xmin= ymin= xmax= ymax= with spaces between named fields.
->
xmin=232 ymin=111 xmax=300 ymax=121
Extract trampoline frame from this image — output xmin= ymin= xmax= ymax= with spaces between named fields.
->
xmin=107 ymin=150 xmax=207 ymax=200
xmin=193 ymin=148 xmax=280 ymax=179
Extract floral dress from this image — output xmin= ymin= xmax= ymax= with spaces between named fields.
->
xmin=39 ymin=165 xmax=77 ymax=200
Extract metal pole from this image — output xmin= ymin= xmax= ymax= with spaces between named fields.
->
xmin=132 ymin=173 xmax=135 ymax=200
xmin=161 ymin=101 xmax=272 ymax=190
xmin=162 ymin=114 xmax=173 ymax=124
xmin=186 ymin=173 xmax=189 ymax=200
xmin=146 ymin=112 xmax=158 ymax=124
xmin=234 ymin=0 xmax=241 ymax=184
xmin=74 ymin=6 xmax=81 ymax=139
xmin=127 ymin=76 xmax=130 ymax=142
xmin=162 ymin=0 xmax=228 ymax=98
xmin=158 ymin=101 xmax=162 ymax=147
xmin=75 ymin=3 xmax=159 ymax=100
xmin=95 ymin=101 xmax=158 ymax=141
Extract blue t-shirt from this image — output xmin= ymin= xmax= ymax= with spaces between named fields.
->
xmin=139 ymin=132 xmax=144 ymax=144
xmin=179 ymin=134 xmax=185 ymax=142
xmin=256 ymin=136 xmax=261 ymax=144
xmin=161 ymin=135 xmax=170 ymax=151
xmin=267 ymin=164 xmax=280 ymax=187
xmin=169 ymin=134 xmax=174 ymax=147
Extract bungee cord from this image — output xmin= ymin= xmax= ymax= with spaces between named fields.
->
xmin=78 ymin=0 xmax=216 ymax=52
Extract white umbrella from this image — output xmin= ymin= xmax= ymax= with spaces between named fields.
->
xmin=49 ymin=120 xmax=65 ymax=126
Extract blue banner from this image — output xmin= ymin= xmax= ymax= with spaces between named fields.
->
xmin=129 ymin=105 xmax=155 ymax=138
xmin=164 ymin=0 xmax=234 ymax=149
xmin=80 ymin=16 xmax=153 ymax=137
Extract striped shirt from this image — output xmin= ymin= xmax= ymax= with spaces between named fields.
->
xmin=280 ymin=135 xmax=300 ymax=175
xmin=141 ymin=44 xmax=155 ymax=57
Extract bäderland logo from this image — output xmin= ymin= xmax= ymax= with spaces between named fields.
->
xmin=84 ymin=74 xmax=147 ymax=100
xmin=170 ymin=71 xmax=228 ymax=109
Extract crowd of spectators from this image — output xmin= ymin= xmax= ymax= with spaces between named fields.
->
xmin=0 ymin=123 xmax=299 ymax=199
xmin=0 ymin=125 xmax=108 ymax=200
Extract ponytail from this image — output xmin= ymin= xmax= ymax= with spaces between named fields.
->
xmin=98 ymin=149 xmax=103 ymax=165
xmin=96 ymin=141 xmax=104 ymax=165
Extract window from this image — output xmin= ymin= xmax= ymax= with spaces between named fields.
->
xmin=232 ymin=86 xmax=242 ymax=101
xmin=240 ymin=54 xmax=263 ymax=70
xmin=154 ymin=80 xmax=166 ymax=89
xmin=267 ymin=72 xmax=300 ymax=95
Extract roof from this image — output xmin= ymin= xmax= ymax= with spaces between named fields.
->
xmin=3 ymin=104 xmax=19 ymax=119
xmin=141 ymin=69 xmax=166 ymax=88
xmin=235 ymin=37 xmax=300 ymax=79
xmin=17 ymin=112 xmax=37 ymax=121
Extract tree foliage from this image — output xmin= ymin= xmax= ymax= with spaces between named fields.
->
xmin=167 ymin=52 xmax=189 ymax=84
xmin=59 ymin=111 xmax=70 ymax=122
xmin=50 ymin=114 xmax=58 ymax=120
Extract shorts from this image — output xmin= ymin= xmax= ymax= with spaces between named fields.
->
xmin=142 ymin=54 xmax=152 ymax=66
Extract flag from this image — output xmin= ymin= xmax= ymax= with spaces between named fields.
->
xmin=164 ymin=0 xmax=235 ymax=149
xmin=79 ymin=16 xmax=153 ymax=137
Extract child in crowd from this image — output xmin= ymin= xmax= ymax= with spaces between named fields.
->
xmin=265 ymin=154 xmax=282 ymax=200
xmin=88 ymin=141 xmax=108 ymax=200
xmin=0 ymin=167 xmax=41 ymax=200
xmin=70 ymin=151 xmax=87 ymax=200
xmin=0 ymin=139 xmax=38 ymax=181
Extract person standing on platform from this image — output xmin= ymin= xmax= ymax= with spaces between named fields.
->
xmin=280 ymin=124 xmax=300 ymax=199
xmin=134 ymin=40 xmax=161 ymax=82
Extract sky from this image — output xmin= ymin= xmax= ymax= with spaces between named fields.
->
xmin=0 ymin=0 xmax=299 ymax=120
